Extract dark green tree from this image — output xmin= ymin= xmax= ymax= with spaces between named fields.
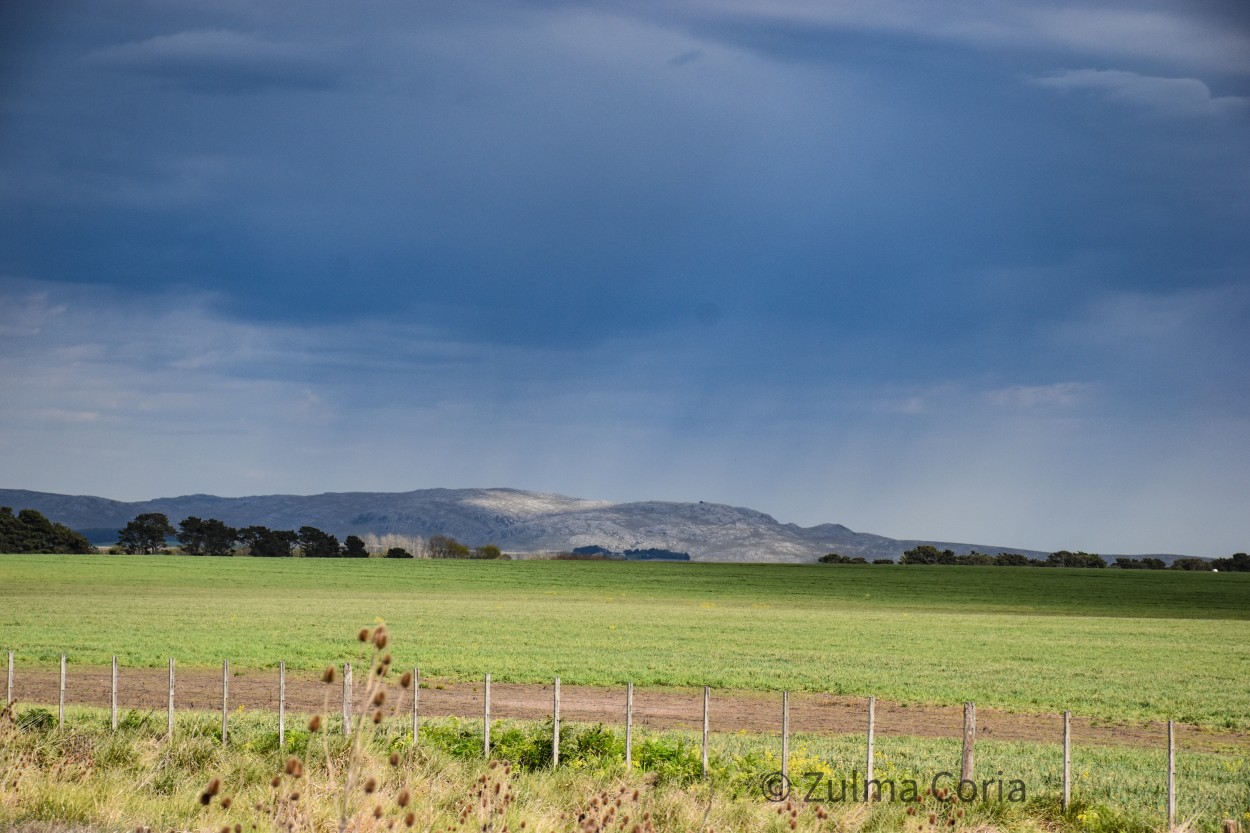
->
xmin=238 ymin=526 xmax=298 ymax=557
xmin=1046 ymin=551 xmax=1106 ymax=568
xmin=1211 ymin=552 xmax=1250 ymax=572
xmin=900 ymin=545 xmax=956 ymax=565
xmin=118 ymin=513 xmax=176 ymax=554
xmin=1113 ymin=557 xmax=1168 ymax=570
xmin=385 ymin=547 xmax=413 ymax=558
xmin=901 ymin=545 xmax=937 ymax=564
xmin=343 ymin=535 xmax=369 ymax=558
xmin=956 ymin=551 xmax=996 ymax=566
xmin=993 ymin=552 xmax=1037 ymax=567
xmin=818 ymin=553 xmax=866 ymax=564
xmin=0 ymin=507 xmax=30 ymax=552
xmin=0 ymin=507 xmax=93 ymax=554
xmin=176 ymin=517 xmax=237 ymax=556
xmin=298 ymin=526 xmax=341 ymax=558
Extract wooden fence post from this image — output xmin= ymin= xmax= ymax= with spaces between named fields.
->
xmin=6 ymin=651 xmax=11 ymax=707
xmin=58 ymin=654 xmax=65 ymax=728
xmin=552 ymin=676 xmax=561 ymax=767
xmin=1167 ymin=720 xmax=1176 ymax=831
xmin=701 ymin=686 xmax=709 ymax=779
xmin=1062 ymin=710 xmax=1071 ymax=811
xmin=412 ymin=668 xmax=420 ymax=743
xmin=960 ymin=702 xmax=975 ymax=782
xmin=111 ymin=656 xmax=118 ymax=731
xmin=483 ymin=673 xmax=491 ymax=758
xmin=278 ymin=661 xmax=286 ymax=749
xmin=221 ymin=659 xmax=229 ymax=746
xmin=342 ymin=663 xmax=352 ymax=736
xmin=625 ymin=681 xmax=633 ymax=770
xmin=866 ymin=695 xmax=876 ymax=802
xmin=167 ymin=658 xmax=175 ymax=737
xmin=780 ymin=691 xmax=789 ymax=781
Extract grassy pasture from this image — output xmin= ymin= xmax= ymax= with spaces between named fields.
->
xmin=1 ymin=555 xmax=1248 ymax=729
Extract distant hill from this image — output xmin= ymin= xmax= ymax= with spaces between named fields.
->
xmin=0 ymin=487 xmax=1194 ymax=563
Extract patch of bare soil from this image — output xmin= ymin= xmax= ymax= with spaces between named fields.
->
xmin=9 ymin=667 xmax=1247 ymax=754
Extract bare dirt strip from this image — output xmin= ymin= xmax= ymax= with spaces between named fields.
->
xmin=8 ymin=667 xmax=1247 ymax=754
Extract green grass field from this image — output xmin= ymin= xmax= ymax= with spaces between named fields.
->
xmin=2 ymin=555 xmax=1248 ymax=729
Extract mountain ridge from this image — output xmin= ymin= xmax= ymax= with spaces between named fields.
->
xmin=0 ymin=487 xmax=1193 ymax=563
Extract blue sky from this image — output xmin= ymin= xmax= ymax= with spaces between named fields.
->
xmin=1 ymin=0 xmax=1247 ymax=554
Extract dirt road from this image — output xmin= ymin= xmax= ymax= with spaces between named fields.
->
xmin=8 ymin=666 xmax=1246 ymax=753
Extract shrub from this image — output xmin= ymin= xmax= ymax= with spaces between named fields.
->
xmin=818 ymin=553 xmax=867 ymax=564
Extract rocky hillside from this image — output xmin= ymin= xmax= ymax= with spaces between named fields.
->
xmin=0 ymin=486 xmax=1079 ymax=563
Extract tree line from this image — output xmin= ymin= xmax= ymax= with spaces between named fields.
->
xmin=0 ymin=507 xmax=94 ymax=554
xmin=819 ymin=545 xmax=1249 ymax=571
xmin=115 ymin=513 xmax=504 ymax=559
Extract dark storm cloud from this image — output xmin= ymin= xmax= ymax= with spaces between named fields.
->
xmin=3 ymin=0 xmax=1245 ymax=345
